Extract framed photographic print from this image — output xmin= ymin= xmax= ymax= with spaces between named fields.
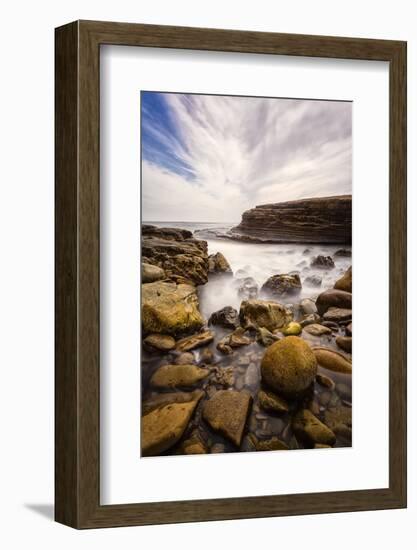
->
xmin=55 ymin=20 xmax=407 ymax=528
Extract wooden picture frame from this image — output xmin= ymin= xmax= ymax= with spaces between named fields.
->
xmin=55 ymin=20 xmax=407 ymax=528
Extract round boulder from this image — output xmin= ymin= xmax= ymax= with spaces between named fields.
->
xmin=260 ymin=336 xmax=317 ymax=397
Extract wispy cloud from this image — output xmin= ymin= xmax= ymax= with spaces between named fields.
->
xmin=141 ymin=92 xmax=352 ymax=222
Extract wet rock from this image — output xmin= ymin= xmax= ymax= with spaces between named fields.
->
xmin=212 ymin=366 xmax=235 ymax=387
xmin=236 ymin=277 xmax=259 ymax=300
xmin=336 ymin=336 xmax=352 ymax=353
xmin=202 ymin=390 xmax=252 ymax=447
xmin=256 ymin=327 xmax=280 ymax=347
xmin=217 ymin=342 xmax=233 ymax=355
xmin=315 ymin=289 xmax=352 ymax=315
xmin=304 ymin=275 xmax=322 ymax=288
xmin=142 ymin=281 xmax=204 ymax=336
xmin=322 ymin=320 xmax=339 ymax=331
xmin=324 ymin=406 xmax=352 ymax=433
xmin=316 ymin=373 xmax=336 ymax=390
xmin=176 ymin=330 xmax=214 ymax=352
xmin=142 ymin=262 xmax=166 ymax=284
xmin=199 ymin=348 xmax=215 ymax=364
xmin=180 ymin=431 xmax=208 ymax=454
xmin=280 ymin=322 xmax=302 ymax=336
xmin=150 ymin=364 xmax=209 ymax=389
xmin=323 ymin=307 xmax=352 ymax=323
xmin=315 ymin=443 xmax=331 ymax=449
xmin=228 ymin=327 xmax=252 ymax=347
xmin=217 ymin=327 xmax=251 ymax=352
xmin=334 ymin=249 xmax=351 ymax=257
xmin=334 ymin=266 xmax=352 ymax=293
xmin=300 ymin=298 xmax=318 ymax=315
xmin=143 ymin=333 xmax=176 ymax=352
xmin=175 ymin=352 xmax=195 ymax=364
xmin=258 ymin=389 xmax=289 ymax=414
xmin=312 ymin=347 xmax=352 ymax=374
xmin=211 ymin=443 xmax=226 ymax=453
xmin=208 ymin=252 xmax=232 ymax=274
xmin=346 ymin=323 xmax=352 ymax=337
xmin=261 ymin=273 xmax=302 ymax=298
xmin=141 ymin=391 xmax=203 ymax=456
xmin=303 ymin=324 xmax=332 ymax=337
xmin=292 ymin=409 xmax=336 ymax=447
xmin=311 ymin=255 xmax=335 ymax=269
xmin=240 ymin=299 xmax=292 ymax=331
xmin=142 ymin=390 xmax=203 ymax=416
xmin=209 ymin=306 xmax=239 ymax=329
xmin=261 ymin=336 xmax=317 ymax=397
xmin=142 ymin=225 xmax=209 ymax=285
xmin=255 ymin=437 xmax=289 ymax=451
xmin=300 ymin=313 xmax=321 ymax=327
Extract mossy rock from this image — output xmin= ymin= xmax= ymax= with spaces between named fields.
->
xmin=142 ymin=281 xmax=204 ymax=336
xmin=261 ymin=336 xmax=317 ymax=397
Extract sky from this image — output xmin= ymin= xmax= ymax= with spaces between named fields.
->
xmin=141 ymin=91 xmax=352 ymax=223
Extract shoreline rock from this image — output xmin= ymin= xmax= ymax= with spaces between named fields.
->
xmin=231 ymin=195 xmax=352 ymax=244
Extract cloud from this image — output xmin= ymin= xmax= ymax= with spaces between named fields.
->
xmin=141 ymin=93 xmax=352 ymax=222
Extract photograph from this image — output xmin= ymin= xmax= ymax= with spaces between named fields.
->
xmin=140 ymin=91 xmax=353 ymax=457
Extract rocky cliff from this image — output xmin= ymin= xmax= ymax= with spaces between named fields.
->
xmin=232 ymin=195 xmax=351 ymax=244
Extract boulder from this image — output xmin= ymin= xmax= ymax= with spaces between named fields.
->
xmin=303 ymin=324 xmax=332 ymax=337
xmin=202 ymin=390 xmax=252 ymax=446
xmin=239 ymin=299 xmax=292 ymax=331
xmin=300 ymin=298 xmax=318 ymax=315
xmin=312 ymin=347 xmax=352 ymax=374
xmin=180 ymin=431 xmax=208 ymax=454
xmin=143 ymin=333 xmax=176 ymax=352
xmin=142 ymin=390 xmax=203 ymax=416
xmin=176 ymin=330 xmax=214 ymax=352
xmin=334 ymin=266 xmax=352 ymax=292
xmin=142 ymin=281 xmax=204 ymax=336
xmin=258 ymin=389 xmax=289 ymax=413
xmin=336 ymin=336 xmax=352 ymax=353
xmin=209 ymin=306 xmax=239 ymax=329
xmin=311 ymin=255 xmax=335 ymax=269
xmin=142 ymin=225 xmax=209 ymax=285
xmin=316 ymin=373 xmax=336 ymax=390
xmin=260 ymin=336 xmax=317 ymax=397
xmin=323 ymin=307 xmax=352 ymax=323
xmin=150 ymin=364 xmax=209 ymax=389
xmin=208 ymin=252 xmax=232 ymax=274
xmin=141 ymin=391 xmax=203 ymax=456
xmin=256 ymin=327 xmax=280 ymax=347
xmin=261 ymin=273 xmax=302 ymax=298
xmin=300 ymin=313 xmax=321 ymax=327
xmin=292 ymin=409 xmax=336 ymax=447
xmin=142 ymin=262 xmax=166 ymax=283
xmin=334 ymin=248 xmax=351 ymax=257
xmin=315 ymin=289 xmax=352 ymax=315
xmin=217 ymin=327 xmax=251 ymax=351
xmin=304 ymin=275 xmax=322 ymax=288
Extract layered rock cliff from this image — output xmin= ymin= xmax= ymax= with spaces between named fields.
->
xmin=232 ymin=195 xmax=351 ymax=244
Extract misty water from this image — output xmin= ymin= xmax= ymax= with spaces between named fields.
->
xmin=143 ymin=221 xmax=352 ymax=454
